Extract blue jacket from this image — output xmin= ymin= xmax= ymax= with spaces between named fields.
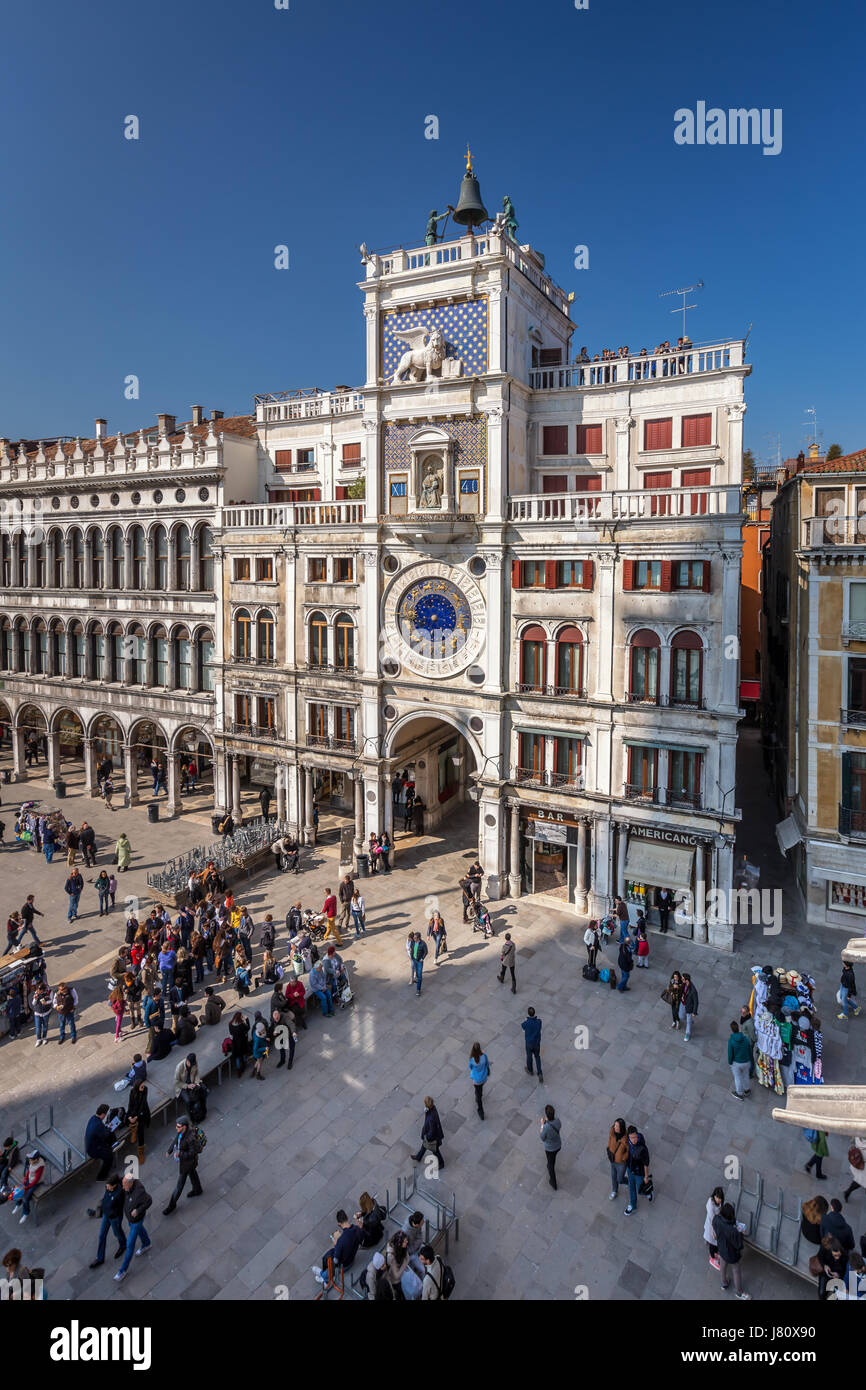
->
xmin=468 ymin=1053 xmax=490 ymax=1084
xmin=85 ymin=1115 xmax=113 ymax=1160
xmin=522 ymin=1017 xmax=542 ymax=1048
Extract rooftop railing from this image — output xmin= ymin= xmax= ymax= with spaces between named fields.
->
xmin=220 ymin=501 xmax=365 ymax=529
xmin=372 ymin=231 xmax=570 ymax=315
xmin=507 ymin=484 xmax=741 ymax=524
xmin=803 ymin=516 xmax=866 ymax=548
xmin=254 ymin=389 xmax=365 ymax=424
xmin=529 ymin=340 xmax=744 ymax=390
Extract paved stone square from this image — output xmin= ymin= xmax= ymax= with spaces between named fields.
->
xmin=0 ymin=727 xmax=859 ymax=1301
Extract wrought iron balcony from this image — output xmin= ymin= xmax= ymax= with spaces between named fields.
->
xmin=841 ymin=708 xmax=866 ymax=726
xmin=662 ymin=694 xmax=707 ymax=709
xmin=624 ymin=783 xmax=660 ymax=803
xmin=515 ymin=766 xmax=546 ymax=788
xmin=839 ymin=804 xmax=866 ymax=837
xmin=230 ymin=721 xmax=279 ymax=741
xmin=305 ymin=733 xmax=356 ymax=753
xmin=665 ymin=789 xmax=702 ymax=809
xmin=516 ymin=683 xmax=587 ymax=698
xmin=626 ymin=691 xmax=660 ymax=705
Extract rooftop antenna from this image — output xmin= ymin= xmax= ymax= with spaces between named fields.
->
xmin=802 ymin=407 xmax=823 ymax=454
xmin=658 ymin=280 xmax=704 ymax=338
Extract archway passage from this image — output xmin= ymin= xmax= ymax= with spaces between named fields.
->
xmin=129 ymin=718 xmax=168 ymax=800
xmin=386 ymin=715 xmax=478 ymax=842
xmin=17 ymin=704 xmax=47 ymax=771
xmin=54 ymin=709 xmax=86 ymax=789
xmin=173 ymin=726 xmax=215 ymax=810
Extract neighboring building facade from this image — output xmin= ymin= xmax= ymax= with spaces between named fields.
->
xmin=215 ymin=188 xmax=750 ymax=948
xmin=0 ymin=410 xmax=259 ymax=814
xmin=739 ymin=480 xmax=775 ymax=718
xmin=763 ymin=446 xmax=866 ymax=928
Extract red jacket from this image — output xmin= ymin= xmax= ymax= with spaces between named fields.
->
xmin=323 ymin=895 xmax=337 ymax=919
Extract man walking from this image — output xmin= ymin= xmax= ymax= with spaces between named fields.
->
xmin=739 ymin=1004 xmax=757 ymax=1079
xmin=79 ymin=821 xmax=96 ymax=868
xmin=88 ymin=1174 xmax=126 ymax=1268
xmin=114 ymin=1175 xmax=153 ymax=1281
xmin=681 ymin=973 xmax=699 ymax=1040
xmin=322 ymin=887 xmax=342 ymax=946
xmin=838 ymin=962 xmax=861 ymax=1020
xmin=624 ymin=1124 xmax=653 ymax=1215
xmin=539 ymin=1104 xmax=562 ymax=1190
xmin=411 ymin=1096 xmax=444 ymax=1169
xmin=411 ymin=931 xmax=428 ymax=997
xmin=18 ymin=895 xmax=44 ymax=947
xmin=163 ymin=1118 xmax=203 ymax=1213
xmin=65 ymin=825 xmax=79 ymax=868
xmin=727 ymin=1021 xmax=752 ymax=1100
xmin=497 ymin=932 xmax=516 ymax=993
xmin=64 ymin=869 xmax=84 ymax=923
xmin=337 ymin=874 xmax=354 ymax=936
xmin=522 ymin=1007 xmax=543 ymax=1082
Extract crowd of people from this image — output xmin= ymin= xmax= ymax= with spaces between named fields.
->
xmin=575 ymin=337 xmax=693 ymax=364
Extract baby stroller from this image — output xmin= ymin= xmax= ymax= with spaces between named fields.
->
xmin=472 ymin=906 xmax=496 ymax=939
xmin=303 ymin=909 xmax=327 ymax=943
xmin=334 ymin=964 xmax=354 ymax=1009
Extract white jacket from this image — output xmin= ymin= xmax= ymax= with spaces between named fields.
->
xmin=703 ymin=1196 xmax=722 ymax=1243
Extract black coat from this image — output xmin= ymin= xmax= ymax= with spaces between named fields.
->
xmin=100 ymin=1186 xmax=125 ymax=1221
xmin=712 ymin=1214 xmax=743 ymax=1264
xmin=618 ymin=943 xmax=634 ymax=973
xmin=820 ymin=1210 xmax=855 ymax=1252
xmin=421 ymin=1106 xmax=444 ymax=1144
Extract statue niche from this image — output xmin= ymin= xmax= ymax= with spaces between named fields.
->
xmin=418 ymin=457 xmax=443 ymax=510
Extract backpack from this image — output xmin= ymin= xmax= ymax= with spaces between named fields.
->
xmin=221 ymin=1036 xmax=232 ymax=1056
xmin=432 ymin=1261 xmax=456 ymax=1300
xmin=582 ymin=963 xmax=599 ymax=982
xmin=187 ymin=1089 xmax=207 ymax=1125
xmin=191 ymin=1127 xmax=207 ymax=1154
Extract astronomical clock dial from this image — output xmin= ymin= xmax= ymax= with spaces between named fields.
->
xmin=383 ymin=562 xmax=486 ymax=678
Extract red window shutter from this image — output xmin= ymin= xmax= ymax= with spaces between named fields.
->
xmin=542 ymin=425 xmax=569 ymax=456
xmin=660 ymin=560 xmax=672 ymax=592
xmin=544 ymin=560 xmax=558 ymax=589
xmin=623 ymin=559 xmax=635 ymax=590
xmin=644 ymin=418 xmax=673 ymax=451
xmin=576 ymin=424 xmax=603 ymax=454
xmin=341 ymin=442 xmax=362 ymax=463
xmin=581 ymin=560 xmax=594 ymax=589
xmin=336 ymin=485 xmax=348 ymax=500
xmin=682 ymin=414 xmax=712 ymax=448
xmin=626 ymin=746 xmax=633 ymax=784
xmin=274 ymin=449 xmax=292 ymax=470
xmin=702 ymin=560 xmax=711 ymax=591
xmin=643 ymin=470 xmax=672 ymax=489
xmin=542 ymin=475 xmax=568 ymax=493
xmin=512 ymin=560 xmax=522 ymax=588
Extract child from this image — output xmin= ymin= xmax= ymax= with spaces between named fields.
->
xmin=635 ymin=925 xmax=650 ymax=967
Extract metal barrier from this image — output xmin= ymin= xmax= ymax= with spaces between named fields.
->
xmin=147 ymin=818 xmax=293 ymax=895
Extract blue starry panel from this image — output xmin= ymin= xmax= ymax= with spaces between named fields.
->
xmin=383 ymin=299 xmax=488 ymax=381
xmin=383 ymin=415 xmax=487 ymax=470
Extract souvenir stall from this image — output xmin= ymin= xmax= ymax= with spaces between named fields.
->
xmin=748 ymin=964 xmax=823 ymax=1096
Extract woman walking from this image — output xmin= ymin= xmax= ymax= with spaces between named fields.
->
xmin=540 ymin=1104 xmax=562 ymax=1191
xmin=109 ymin=984 xmax=126 ymax=1042
xmin=703 ymin=1186 xmax=725 ymax=1269
xmin=411 ymin=1097 xmax=445 ymax=1170
xmin=96 ymin=870 xmax=112 ymax=917
xmin=350 ymin=889 xmax=367 ymax=938
xmin=427 ymin=912 xmax=447 ymax=962
xmin=468 ymin=1042 xmax=490 ymax=1120
xmin=681 ymin=973 xmax=699 ymax=1041
xmin=712 ymin=1201 xmax=751 ymax=1299
xmin=108 ymin=873 xmax=118 ymax=910
xmin=123 ymin=973 xmax=143 ymax=1030
xmin=805 ymin=1130 xmax=829 ymax=1181
xmin=115 ymin=831 xmax=132 ymax=872
xmin=843 ymin=1138 xmax=866 ymax=1202
xmin=665 ymin=971 xmax=684 ymax=1030
xmin=607 ymin=1118 xmax=629 ymax=1200
xmin=234 ymin=944 xmax=251 ymax=998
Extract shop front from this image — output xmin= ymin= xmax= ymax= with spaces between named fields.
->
xmin=520 ymin=809 xmax=583 ymax=906
xmin=621 ymin=824 xmax=703 ymax=931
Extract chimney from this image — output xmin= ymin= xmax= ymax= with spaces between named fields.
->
xmin=95 ymin=418 xmax=107 ymax=440
xmin=157 ymin=413 xmax=177 ymax=437
xmin=191 ymin=405 xmax=203 ymax=427
xmin=211 ymin=410 xmax=224 ymax=422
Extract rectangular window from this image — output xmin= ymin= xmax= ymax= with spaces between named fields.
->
xmin=556 ymin=560 xmax=589 ymax=588
xmin=634 ymin=560 xmax=662 ymax=589
xmin=520 ymin=561 xmax=546 ymax=588
xmin=519 ymin=733 xmax=545 ymax=779
xmin=296 ymin=448 xmax=315 ymax=467
xmin=335 ymin=557 xmax=354 ymax=582
xmin=539 ymin=348 xmax=563 ymax=366
xmin=334 ymin=706 xmax=355 ymax=743
xmin=341 ymin=442 xmax=361 ymax=464
xmin=389 ymin=475 xmax=408 ymax=516
xmin=178 ymin=638 xmax=192 ymax=690
xmin=673 ymin=560 xmax=706 ymax=590
xmin=574 ymin=474 xmax=602 ymax=492
xmin=308 ymin=702 xmax=328 ymax=739
xmin=554 ymin=737 xmax=582 ymax=784
xmin=521 ymin=640 xmax=545 ymax=690
xmin=233 ymin=558 xmax=251 ymax=581
xmin=850 ymin=583 xmax=866 ymax=625
xmin=308 ymin=557 xmax=327 ymax=582
xmin=681 ymin=413 xmax=712 ymax=448
xmin=644 ymin=418 xmax=673 ymax=451
xmin=93 ymin=632 xmax=104 ymax=681
xmin=542 ymin=425 xmax=569 ymax=456
xmin=200 ymin=638 xmax=214 ymax=692
xmin=155 ymin=637 xmax=168 ymax=687
xmin=542 ymin=475 xmax=568 ymax=493
xmin=459 ymin=471 xmax=480 ymax=514
xmin=682 ymin=466 xmax=712 ymax=515
xmin=668 ymin=749 xmax=702 ymax=807
xmin=627 ymin=745 xmax=658 ymax=795
xmin=236 ymin=694 xmax=252 ymax=727
xmin=274 ymin=449 xmax=292 ymax=470
xmin=849 ymin=659 xmax=866 ymax=714
xmin=255 ymin=557 xmax=274 ymax=582
xmin=576 ymin=424 xmax=603 ymax=454
xmin=257 ymin=697 xmax=275 ymax=730
xmin=643 ymin=469 xmax=673 ymax=516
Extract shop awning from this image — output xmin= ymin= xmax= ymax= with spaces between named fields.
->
xmin=775 ymin=816 xmax=803 ymax=854
xmin=624 ymin=839 xmax=695 ymax=891
xmin=739 ymin=679 xmax=761 ymax=701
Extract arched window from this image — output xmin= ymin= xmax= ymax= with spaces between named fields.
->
xmin=0 ymin=618 xmax=11 ymax=670
xmin=49 ymin=529 xmax=64 ymax=587
xmin=130 ymin=525 xmax=146 ymax=589
xmin=198 ymin=628 xmax=215 ymax=692
xmin=70 ymin=528 xmax=84 ymax=587
xmin=198 ymin=525 xmax=214 ymax=591
xmin=90 ymin=623 xmax=105 ymax=680
xmin=32 ymin=621 xmax=46 ymax=675
xmin=51 ymin=621 xmax=66 ymax=676
xmin=334 ymin=613 xmax=354 ymax=669
xmin=91 ymin=529 xmax=104 ymax=588
xmin=176 ymin=525 xmax=190 ymax=590
xmin=555 ymin=626 xmax=584 ymax=695
xmin=309 ymin=611 xmax=328 ymax=667
xmin=235 ymin=609 xmax=252 ymax=661
xmin=0 ymin=537 xmax=10 ymax=588
xmin=175 ymin=627 xmax=192 ymax=689
xmin=68 ymin=622 xmax=85 ymax=678
xmin=33 ymin=540 xmax=46 ymax=587
xmin=257 ymin=609 xmax=275 ymax=663
xmin=108 ymin=527 xmax=124 ymax=588
xmin=15 ymin=619 xmax=30 ymax=671
xmin=107 ymin=623 xmax=123 ymax=681
xmin=153 ymin=525 xmax=168 ymax=590
xmin=153 ymin=626 xmax=168 ymax=686
xmin=520 ymin=624 xmax=546 ymax=692
xmin=15 ymin=535 xmax=27 ymax=587
xmin=629 ymin=629 xmax=660 ymax=702
xmin=128 ymin=624 xmax=146 ymax=684
xmin=670 ymin=630 xmax=703 ymax=705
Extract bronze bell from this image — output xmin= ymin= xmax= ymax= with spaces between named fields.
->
xmin=452 ymin=150 xmax=488 ymax=230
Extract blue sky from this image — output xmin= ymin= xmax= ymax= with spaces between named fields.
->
xmin=1 ymin=0 xmax=863 ymax=461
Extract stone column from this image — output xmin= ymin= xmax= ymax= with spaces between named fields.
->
xmin=213 ymin=748 xmax=227 ymax=813
xmin=594 ymin=552 xmax=616 ymax=701
xmin=190 ymin=530 xmax=201 ymax=591
xmin=383 ymin=777 xmax=394 ymax=840
xmin=712 ymin=837 xmax=735 ymax=951
xmin=81 ymin=737 xmax=95 ymax=797
xmin=275 ymin=764 xmax=287 ymax=823
xmin=509 ymin=802 xmax=522 ymax=899
xmin=145 ymin=635 xmax=156 ymax=689
xmin=123 ymin=742 xmax=139 ymax=806
xmin=11 ymin=725 xmax=24 ymax=781
xmin=303 ymin=766 xmax=314 ymax=845
xmin=693 ymin=842 xmax=708 ymax=944
xmin=616 ymin=822 xmax=628 ymax=899
xmin=166 ymin=636 xmax=177 ymax=691
xmin=575 ymin=818 xmax=588 ymax=912
xmin=353 ymin=775 xmax=364 ymax=855
xmin=167 ymin=753 xmax=182 ymax=818
xmin=231 ymin=757 xmax=243 ymax=823
xmin=124 ymin=531 xmax=136 ymax=591
xmin=47 ymin=731 xmax=60 ymax=785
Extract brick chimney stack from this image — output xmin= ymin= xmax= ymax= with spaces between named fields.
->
xmin=211 ymin=410 xmax=224 ymax=422
xmin=95 ymin=418 xmax=107 ymax=440
xmin=157 ymin=413 xmax=177 ymax=436
xmin=191 ymin=405 xmax=203 ymax=427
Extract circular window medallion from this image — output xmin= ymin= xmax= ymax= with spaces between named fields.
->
xmin=51 ymin=496 xmax=60 ymax=510
xmin=130 ymin=491 xmax=141 ymax=505
xmin=484 ymin=813 xmax=496 ymax=828
xmin=382 ymin=658 xmax=400 ymax=677
xmin=198 ymin=487 xmax=209 ymax=502
xmin=383 ymin=704 xmax=397 ymax=720
xmin=153 ymin=489 xmax=163 ymax=504
xmin=110 ymin=492 xmax=120 ymax=505
xmin=70 ymin=495 xmax=79 ymax=509
xmin=383 ymin=555 xmax=399 ymax=573
xmin=468 ymin=556 xmax=486 ymax=576
xmin=469 ymin=715 xmax=484 ymax=733
xmin=366 ymin=789 xmax=376 ymax=803
xmin=467 ymin=665 xmax=485 ymax=685
xmin=384 ymin=562 xmax=486 ymax=679
xmin=89 ymin=494 xmax=100 ymax=507
xmin=175 ymin=488 xmax=186 ymax=503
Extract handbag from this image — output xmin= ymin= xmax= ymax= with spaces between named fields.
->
xmin=638 ymin=1174 xmax=654 ymax=1197
xmin=808 ymin=1254 xmax=823 ymax=1277
xmin=660 ymin=988 xmax=672 ymax=1004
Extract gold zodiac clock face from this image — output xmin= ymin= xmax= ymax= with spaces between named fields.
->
xmin=383 ymin=562 xmax=486 ymax=678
